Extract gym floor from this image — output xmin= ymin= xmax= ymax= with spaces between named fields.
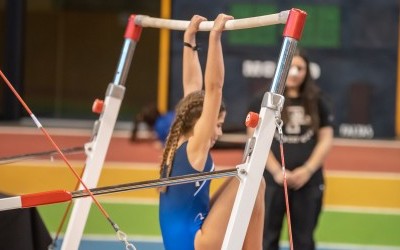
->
xmin=0 ymin=124 xmax=399 ymax=250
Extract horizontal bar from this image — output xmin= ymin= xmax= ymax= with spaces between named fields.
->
xmin=134 ymin=11 xmax=289 ymax=31
xmin=0 ymin=146 xmax=85 ymax=165
xmin=72 ymin=168 xmax=238 ymax=198
xmin=0 ymin=169 xmax=238 ymax=211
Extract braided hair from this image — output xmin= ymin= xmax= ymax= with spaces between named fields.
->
xmin=159 ymin=90 xmax=226 ymax=192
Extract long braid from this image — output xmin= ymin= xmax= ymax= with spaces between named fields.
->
xmin=159 ymin=91 xmax=205 ymax=192
xmin=160 ymin=116 xmax=183 ymax=175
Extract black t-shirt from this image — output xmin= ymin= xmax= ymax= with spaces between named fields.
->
xmin=248 ymin=94 xmax=334 ymax=187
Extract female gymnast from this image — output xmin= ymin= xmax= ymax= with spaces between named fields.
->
xmin=158 ymin=14 xmax=266 ymax=250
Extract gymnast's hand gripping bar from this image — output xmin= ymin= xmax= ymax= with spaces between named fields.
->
xmin=115 ymin=10 xmax=290 ymax=86
xmin=134 ymin=10 xmax=289 ymax=30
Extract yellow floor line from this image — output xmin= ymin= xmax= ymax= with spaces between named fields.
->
xmin=324 ymin=174 xmax=400 ymax=209
xmin=1 ymin=161 xmax=399 ymax=209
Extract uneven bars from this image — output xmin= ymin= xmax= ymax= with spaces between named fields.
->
xmin=134 ymin=10 xmax=289 ymax=31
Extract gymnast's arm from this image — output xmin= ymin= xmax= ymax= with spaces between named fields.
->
xmin=182 ymin=15 xmax=206 ymax=97
xmin=188 ymin=14 xmax=233 ymax=171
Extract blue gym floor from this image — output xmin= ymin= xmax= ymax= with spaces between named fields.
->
xmin=52 ymin=239 xmax=400 ymax=250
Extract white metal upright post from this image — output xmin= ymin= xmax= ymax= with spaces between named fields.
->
xmin=222 ymin=9 xmax=307 ymax=250
xmin=61 ymin=16 xmax=142 ymax=250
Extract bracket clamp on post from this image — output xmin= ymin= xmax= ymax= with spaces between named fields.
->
xmin=262 ymin=92 xmax=285 ymax=112
xmin=242 ymin=137 xmax=255 ymax=163
xmin=236 ymin=163 xmax=248 ymax=180
xmin=242 ymin=92 xmax=285 ymax=162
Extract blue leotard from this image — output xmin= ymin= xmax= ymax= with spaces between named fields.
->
xmin=159 ymin=141 xmax=214 ymax=250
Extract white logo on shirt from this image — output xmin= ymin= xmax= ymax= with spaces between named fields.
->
xmin=194 ymin=213 xmax=205 ymax=222
xmin=286 ymin=106 xmax=311 ymax=134
xmin=193 ymin=164 xmax=215 ymax=197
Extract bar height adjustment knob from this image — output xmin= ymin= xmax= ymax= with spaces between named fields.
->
xmin=245 ymin=112 xmax=259 ymax=128
xmin=92 ymin=99 xmax=104 ymax=114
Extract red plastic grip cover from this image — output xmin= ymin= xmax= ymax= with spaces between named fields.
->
xmin=21 ymin=190 xmax=72 ymax=208
xmin=124 ymin=15 xmax=143 ymax=41
xmin=283 ymin=8 xmax=307 ymax=40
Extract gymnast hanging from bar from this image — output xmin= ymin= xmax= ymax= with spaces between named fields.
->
xmin=158 ymin=14 xmax=266 ymax=250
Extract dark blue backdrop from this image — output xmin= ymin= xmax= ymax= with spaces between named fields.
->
xmin=168 ymin=0 xmax=399 ymax=138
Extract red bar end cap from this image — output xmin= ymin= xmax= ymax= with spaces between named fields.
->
xmin=283 ymin=8 xmax=308 ymax=40
xmin=125 ymin=14 xmax=143 ymax=41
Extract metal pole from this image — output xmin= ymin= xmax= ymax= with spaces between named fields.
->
xmin=221 ymin=9 xmax=307 ymax=250
xmin=61 ymin=16 xmax=142 ymax=250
